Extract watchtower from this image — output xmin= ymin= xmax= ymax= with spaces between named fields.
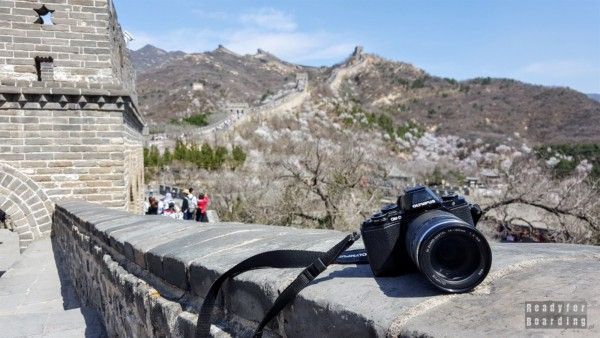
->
xmin=0 ymin=0 xmax=145 ymax=251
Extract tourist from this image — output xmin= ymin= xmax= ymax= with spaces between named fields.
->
xmin=158 ymin=192 xmax=173 ymax=215
xmin=181 ymin=188 xmax=197 ymax=220
xmin=181 ymin=189 xmax=190 ymax=219
xmin=146 ymin=197 xmax=158 ymax=215
xmin=196 ymin=192 xmax=210 ymax=222
xmin=186 ymin=187 xmax=198 ymax=220
xmin=143 ymin=196 xmax=150 ymax=214
xmin=162 ymin=202 xmax=182 ymax=219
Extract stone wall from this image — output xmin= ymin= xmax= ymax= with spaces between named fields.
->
xmin=122 ymin=105 xmax=144 ymax=212
xmin=0 ymin=90 xmax=144 ymax=250
xmin=0 ymin=0 xmax=144 ymax=251
xmin=52 ymin=200 xmax=600 ymax=337
xmin=0 ymin=0 xmax=132 ymax=89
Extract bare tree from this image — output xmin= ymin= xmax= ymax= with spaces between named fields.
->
xmin=480 ymin=157 xmax=600 ymax=244
xmin=273 ymin=139 xmax=380 ymax=229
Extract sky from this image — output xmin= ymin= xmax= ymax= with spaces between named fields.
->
xmin=113 ymin=0 xmax=600 ymax=93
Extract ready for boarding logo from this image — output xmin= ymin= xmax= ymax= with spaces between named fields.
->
xmin=525 ymin=301 xmax=588 ymax=329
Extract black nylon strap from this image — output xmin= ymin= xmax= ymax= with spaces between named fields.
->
xmin=252 ymin=233 xmax=359 ymax=337
xmin=195 ymin=232 xmax=360 ymax=338
xmin=335 ymin=248 xmax=369 ymax=265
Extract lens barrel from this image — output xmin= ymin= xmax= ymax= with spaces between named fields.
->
xmin=405 ymin=210 xmax=492 ymax=293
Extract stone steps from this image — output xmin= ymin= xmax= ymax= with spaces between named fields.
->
xmin=0 ymin=239 xmax=107 ymax=338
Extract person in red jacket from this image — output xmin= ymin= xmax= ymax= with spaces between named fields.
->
xmin=196 ymin=192 xmax=210 ymax=222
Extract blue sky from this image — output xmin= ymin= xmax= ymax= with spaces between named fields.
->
xmin=113 ymin=0 xmax=600 ymax=93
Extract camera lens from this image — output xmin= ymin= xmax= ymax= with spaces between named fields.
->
xmin=405 ymin=210 xmax=491 ymax=293
xmin=430 ymin=234 xmax=480 ymax=279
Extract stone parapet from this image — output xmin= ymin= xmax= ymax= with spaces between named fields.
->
xmin=52 ymin=200 xmax=600 ymax=337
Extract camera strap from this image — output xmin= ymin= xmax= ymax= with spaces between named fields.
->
xmin=195 ymin=232 xmax=361 ymax=338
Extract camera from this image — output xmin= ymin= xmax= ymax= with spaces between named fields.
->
xmin=361 ymin=185 xmax=492 ymax=293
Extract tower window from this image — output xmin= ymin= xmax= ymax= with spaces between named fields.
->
xmin=35 ymin=56 xmax=54 ymax=81
xmin=34 ymin=5 xmax=55 ymax=25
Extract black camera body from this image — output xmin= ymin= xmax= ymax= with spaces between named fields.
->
xmin=361 ymin=186 xmax=491 ymax=293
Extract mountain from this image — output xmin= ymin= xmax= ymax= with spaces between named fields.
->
xmin=324 ymin=51 xmax=600 ymax=144
xmin=588 ymin=93 xmax=600 ymax=102
xmin=130 ymin=45 xmax=600 ymax=144
xmin=130 ymin=45 xmax=321 ymax=125
xmin=129 ymin=44 xmax=186 ymax=73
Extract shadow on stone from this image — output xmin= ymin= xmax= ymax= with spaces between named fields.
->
xmin=315 ymin=265 xmax=442 ymax=298
xmin=51 ymin=236 xmax=109 ymax=338
xmin=0 ymin=229 xmax=20 ymax=276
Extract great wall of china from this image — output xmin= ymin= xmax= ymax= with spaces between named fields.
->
xmin=148 ymin=55 xmax=368 ymax=147
xmin=1 ymin=1 xmax=599 ymax=337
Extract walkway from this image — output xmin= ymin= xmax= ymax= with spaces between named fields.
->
xmin=0 ymin=229 xmax=19 ymax=277
xmin=0 ymin=239 xmax=106 ymax=338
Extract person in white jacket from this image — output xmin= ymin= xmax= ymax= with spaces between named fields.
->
xmin=159 ymin=192 xmax=173 ymax=215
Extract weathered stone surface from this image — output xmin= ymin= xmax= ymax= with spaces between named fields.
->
xmin=0 ymin=229 xmax=19 ymax=275
xmin=52 ymin=200 xmax=600 ymax=337
xmin=0 ymin=239 xmax=106 ymax=337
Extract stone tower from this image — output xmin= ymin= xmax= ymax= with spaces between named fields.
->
xmin=0 ymin=0 xmax=145 ymax=251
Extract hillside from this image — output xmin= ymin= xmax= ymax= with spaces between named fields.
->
xmin=129 ymin=44 xmax=186 ymax=73
xmin=327 ymin=52 xmax=600 ymax=144
xmin=137 ymin=45 xmax=600 ymax=239
xmin=131 ymin=45 xmax=600 ymax=144
xmin=131 ymin=45 xmax=323 ymax=125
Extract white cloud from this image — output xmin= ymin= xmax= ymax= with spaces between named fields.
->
xmin=510 ymin=59 xmax=600 ymax=92
xmin=190 ymin=9 xmax=230 ymax=21
xmin=520 ymin=60 xmax=594 ymax=77
xmin=126 ymin=8 xmax=356 ymax=65
xmin=127 ymin=28 xmax=218 ymax=53
xmin=239 ymin=8 xmax=297 ymax=32
xmin=225 ymin=29 xmax=354 ymax=62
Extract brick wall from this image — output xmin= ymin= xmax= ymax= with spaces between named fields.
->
xmin=0 ymin=0 xmax=135 ymax=91
xmin=0 ymin=0 xmax=144 ymax=250
xmin=0 ymin=92 xmax=144 ymax=250
xmin=122 ymin=105 xmax=144 ymax=212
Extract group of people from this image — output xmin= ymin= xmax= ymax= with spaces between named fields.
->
xmin=145 ymin=187 xmax=210 ymax=222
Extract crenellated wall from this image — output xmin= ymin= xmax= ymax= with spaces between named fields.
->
xmin=51 ymin=200 xmax=600 ymax=337
xmin=0 ymin=0 xmax=135 ymax=91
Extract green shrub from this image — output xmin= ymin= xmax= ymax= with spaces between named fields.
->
xmin=143 ymin=145 xmax=160 ymax=167
xmin=182 ymin=113 xmax=210 ymax=126
xmin=375 ymin=114 xmax=395 ymax=135
xmin=411 ymin=77 xmax=426 ymax=89
xmin=444 ymin=78 xmax=458 ymax=85
xmin=162 ymin=148 xmax=172 ymax=165
xmin=147 ymin=142 xmax=248 ymax=172
xmin=479 ymin=77 xmax=492 ymax=85
xmin=231 ymin=145 xmax=247 ymax=169
xmin=534 ymin=144 xmax=600 ymax=180
xmin=396 ymin=121 xmax=424 ymax=139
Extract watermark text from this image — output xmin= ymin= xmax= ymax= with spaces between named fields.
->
xmin=525 ymin=301 xmax=587 ymax=329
